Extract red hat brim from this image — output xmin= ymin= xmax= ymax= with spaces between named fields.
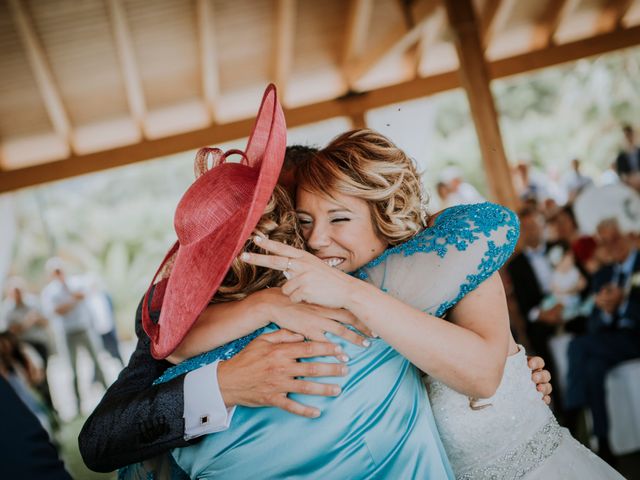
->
xmin=144 ymin=84 xmax=286 ymax=359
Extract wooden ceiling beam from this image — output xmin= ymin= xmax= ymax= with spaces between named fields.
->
xmin=7 ymin=0 xmax=73 ymax=149
xmin=482 ymin=0 xmax=518 ymax=50
xmin=480 ymin=0 xmax=503 ymax=49
xmin=531 ymin=0 xmax=573 ymax=50
xmin=342 ymin=0 xmax=375 ymax=65
xmin=346 ymin=0 xmax=439 ymax=85
xmin=414 ymin=5 xmax=447 ymax=75
xmin=197 ymin=0 xmax=220 ymax=122
xmin=2 ymin=24 xmax=639 ymax=193
xmin=273 ymin=0 xmax=297 ymax=100
xmin=444 ymin=0 xmax=517 ymax=208
xmin=596 ymin=0 xmax=634 ymax=34
xmin=106 ymin=0 xmax=147 ymax=135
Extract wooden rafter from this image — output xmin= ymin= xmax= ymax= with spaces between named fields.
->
xmin=106 ymin=0 xmax=147 ymax=134
xmin=480 ymin=0 xmax=503 ymax=49
xmin=273 ymin=0 xmax=297 ymax=99
xmin=531 ymin=0 xmax=573 ymax=50
xmin=345 ymin=0 xmax=439 ymax=85
xmin=444 ymin=0 xmax=517 ymax=208
xmin=2 ymin=24 xmax=640 ymax=193
xmin=414 ymin=5 xmax=447 ymax=75
xmin=481 ymin=0 xmax=517 ymax=50
xmin=342 ymin=0 xmax=374 ymax=65
xmin=197 ymin=0 xmax=219 ymax=121
xmin=7 ymin=0 xmax=73 ymax=149
xmin=596 ymin=0 xmax=634 ymax=34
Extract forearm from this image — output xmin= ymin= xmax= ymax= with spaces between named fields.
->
xmin=79 ymin=376 xmax=189 ymax=472
xmin=169 ymin=294 xmax=267 ymax=363
xmin=345 ymin=279 xmax=507 ymax=398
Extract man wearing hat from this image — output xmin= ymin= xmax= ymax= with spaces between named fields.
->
xmin=79 ymin=87 xmax=347 ymax=473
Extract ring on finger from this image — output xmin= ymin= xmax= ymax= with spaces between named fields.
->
xmin=283 ymin=258 xmax=293 ymax=280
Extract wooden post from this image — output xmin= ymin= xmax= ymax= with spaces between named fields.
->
xmin=444 ymin=0 xmax=518 ymax=209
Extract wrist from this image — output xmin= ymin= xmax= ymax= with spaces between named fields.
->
xmin=217 ymin=360 xmax=236 ymax=409
xmin=344 ymin=276 xmax=376 ymax=312
xmin=244 ymin=289 xmax=274 ymax=328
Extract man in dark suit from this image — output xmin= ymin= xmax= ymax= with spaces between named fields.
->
xmin=615 ymin=124 xmax=640 ymax=179
xmin=565 ymin=218 xmax=640 ymax=461
xmin=0 ymin=375 xmax=71 ymax=479
xmin=507 ymin=208 xmax=564 ymax=394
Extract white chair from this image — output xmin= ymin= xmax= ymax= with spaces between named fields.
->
xmin=606 ymin=359 xmax=640 ymax=455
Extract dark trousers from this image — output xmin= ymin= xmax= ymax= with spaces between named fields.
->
xmin=101 ymin=329 xmax=123 ymax=366
xmin=565 ymin=330 xmax=640 ymax=439
xmin=25 ymin=340 xmax=55 ymax=412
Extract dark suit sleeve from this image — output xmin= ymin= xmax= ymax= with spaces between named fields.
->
xmin=78 ymin=296 xmax=192 ymax=473
xmin=0 ymin=376 xmax=71 ymax=480
xmin=507 ymin=255 xmax=542 ymax=321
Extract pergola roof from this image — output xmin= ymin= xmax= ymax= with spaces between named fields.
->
xmin=1 ymin=0 xmax=639 ymax=193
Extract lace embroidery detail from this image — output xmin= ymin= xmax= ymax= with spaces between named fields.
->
xmin=352 ymin=202 xmax=519 ymax=316
xmin=153 ymin=327 xmax=266 ymax=385
xmin=458 ymin=416 xmax=563 ymax=480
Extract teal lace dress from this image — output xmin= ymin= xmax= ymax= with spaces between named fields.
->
xmin=120 ymin=202 xmax=519 ymax=480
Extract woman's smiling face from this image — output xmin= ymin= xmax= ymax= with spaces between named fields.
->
xmin=295 ymin=188 xmax=388 ymax=272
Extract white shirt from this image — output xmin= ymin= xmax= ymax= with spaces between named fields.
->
xmin=183 ymin=361 xmax=236 ymax=439
xmin=524 ymin=245 xmax=555 ymax=322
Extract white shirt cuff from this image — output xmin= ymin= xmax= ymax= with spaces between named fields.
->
xmin=183 ymin=360 xmax=236 ymax=440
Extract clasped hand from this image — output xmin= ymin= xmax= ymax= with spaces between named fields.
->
xmin=241 ymin=236 xmax=359 ymax=310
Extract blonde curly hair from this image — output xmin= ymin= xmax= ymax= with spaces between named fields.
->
xmin=295 ymin=129 xmax=428 ymax=245
xmin=211 ymin=184 xmax=304 ymax=303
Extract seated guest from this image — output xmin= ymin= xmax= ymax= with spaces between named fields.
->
xmin=615 ymin=124 xmax=640 ymax=180
xmin=565 ymin=218 xmax=640 ymax=462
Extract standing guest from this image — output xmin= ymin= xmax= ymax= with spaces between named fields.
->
xmin=438 ymin=166 xmax=484 ymax=206
xmin=2 ymin=276 xmax=55 ymax=410
xmin=506 ymin=208 xmax=564 ymax=403
xmin=565 ymin=218 xmax=640 ymax=463
xmin=615 ymin=124 xmax=640 ymax=179
xmin=41 ymin=258 xmax=108 ymax=414
xmin=563 ymin=158 xmax=593 ymax=203
xmin=81 ymin=274 xmax=124 ymax=366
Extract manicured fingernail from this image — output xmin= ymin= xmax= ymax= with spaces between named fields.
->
xmin=341 ymin=366 xmax=349 ymax=375
xmin=371 ymin=331 xmax=379 ymax=338
xmin=311 ymin=409 xmax=321 ymax=418
xmin=334 ymin=345 xmax=343 ymax=353
xmin=332 ymin=386 xmax=342 ymax=396
xmin=362 ymin=339 xmax=371 ymax=347
xmin=254 ymin=235 xmax=263 ymax=243
xmin=339 ymin=354 xmax=349 ymax=363
xmin=240 ymin=252 xmax=250 ymax=261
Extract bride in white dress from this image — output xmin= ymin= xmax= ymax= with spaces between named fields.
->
xmin=244 ymin=129 xmax=625 ymax=479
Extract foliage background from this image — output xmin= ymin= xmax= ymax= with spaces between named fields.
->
xmin=5 ymin=47 xmax=640 ymax=338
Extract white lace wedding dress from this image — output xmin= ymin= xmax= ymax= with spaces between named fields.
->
xmin=356 ymin=203 xmax=625 ymax=479
xmin=425 ymin=347 xmax=623 ymax=479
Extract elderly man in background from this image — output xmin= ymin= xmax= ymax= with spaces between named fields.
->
xmin=41 ymin=258 xmax=108 ymax=415
xmin=565 ymin=218 xmax=640 ymax=463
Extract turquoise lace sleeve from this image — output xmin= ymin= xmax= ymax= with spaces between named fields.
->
xmin=353 ymin=202 xmax=519 ymax=317
xmin=153 ymin=327 xmax=267 ymax=386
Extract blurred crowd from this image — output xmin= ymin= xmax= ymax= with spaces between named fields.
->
xmin=444 ymin=123 xmax=640 ymax=464
xmin=0 ymin=258 xmax=123 ymax=440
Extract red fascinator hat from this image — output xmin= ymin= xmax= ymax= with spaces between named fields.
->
xmin=142 ymin=84 xmax=286 ymax=359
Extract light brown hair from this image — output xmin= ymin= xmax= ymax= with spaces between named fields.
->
xmin=212 ymin=184 xmax=304 ymax=302
xmin=296 ymin=129 xmax=427 ymax=245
